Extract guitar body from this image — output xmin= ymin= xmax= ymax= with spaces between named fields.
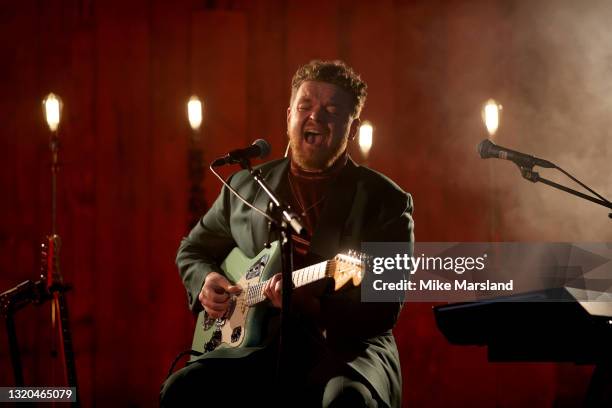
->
xmin=191 ymin=241 xmax=281 ymax=358
xmin=190 ymin=241 xmax=364 ymax=361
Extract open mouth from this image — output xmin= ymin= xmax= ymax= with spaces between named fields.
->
xmin=304 ymin=129 xmax=325 ymax=145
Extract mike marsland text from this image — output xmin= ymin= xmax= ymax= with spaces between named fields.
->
xmin=372 ymin=279 xmax=514 ymax=291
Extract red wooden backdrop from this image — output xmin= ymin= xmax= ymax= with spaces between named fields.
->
xmin=1 ymin=0 xmax=610 ymax=406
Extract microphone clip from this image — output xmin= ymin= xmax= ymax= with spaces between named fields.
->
xmin=519 ymin=166 xmax=540 ymax=183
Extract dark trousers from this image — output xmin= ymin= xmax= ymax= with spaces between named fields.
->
xmin=160 ymin=342 xmax=380 ymax=407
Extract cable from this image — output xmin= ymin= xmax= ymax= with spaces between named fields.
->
xmin=166 ymin=349 xmax=203 ymax=378
xmin=209 ymin=164 xmax=277 ymax=224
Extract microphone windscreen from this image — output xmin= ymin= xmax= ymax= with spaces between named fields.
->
xmin=253 ymin=139 xmax=271 ymax=159
xmin=478 ymin=139 xmax=494 ymax=159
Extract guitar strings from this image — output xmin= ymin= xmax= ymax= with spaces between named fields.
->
xmin=238 ymin=265 xmax=363 ymax=307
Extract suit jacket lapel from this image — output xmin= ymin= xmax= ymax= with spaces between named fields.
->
xmin=309 ymin=159 xmax=359 ymax=259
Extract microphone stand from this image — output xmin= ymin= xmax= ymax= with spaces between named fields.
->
xmin=519 ymin=166 xmax=612 ymax=218
xmin=0 ymin=127 xmax=79 ymax=403
xmin=520 ymin=164 xmax=612 ymax=406
xmin=235 ymin=158 xmax=305 ymax=395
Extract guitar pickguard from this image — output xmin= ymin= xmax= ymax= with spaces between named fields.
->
xmin=193 ymin=243 xmax=280 ymax=358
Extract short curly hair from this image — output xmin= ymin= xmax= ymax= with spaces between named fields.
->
xmin=290 ymin=60 xmax=367 ymax=118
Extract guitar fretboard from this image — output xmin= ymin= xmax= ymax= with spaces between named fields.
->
xmin=244 ymin=260 xmax=329 ymax=306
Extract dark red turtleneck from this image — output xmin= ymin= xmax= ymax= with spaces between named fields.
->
xmin=286 ymin=153 xmax=348 ymax=263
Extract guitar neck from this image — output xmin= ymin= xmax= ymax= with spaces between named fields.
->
xmin=245 ymin=261 xmax=329 ymax=306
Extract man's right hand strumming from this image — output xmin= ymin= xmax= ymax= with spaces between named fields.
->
xmin=198 ymin=272 xmax=242 ymax=319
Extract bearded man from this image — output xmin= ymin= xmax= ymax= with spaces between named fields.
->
xmin=161 ymin=60 xmax=414 ymax=408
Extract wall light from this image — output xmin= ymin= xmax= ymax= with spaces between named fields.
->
xmin=358 ymin=121 xmax=373 ymax=158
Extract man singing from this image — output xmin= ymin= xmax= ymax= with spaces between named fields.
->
xmin=161 ymin=60 xmax=414 ymax=408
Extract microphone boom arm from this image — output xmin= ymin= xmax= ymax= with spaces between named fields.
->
xmin=519 ymin=167 xmax=612 ymax=219
xmin=478 ymin=139 xmax=612 ymax=219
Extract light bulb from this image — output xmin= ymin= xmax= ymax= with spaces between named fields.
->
xmin=482 ymin=99 xmax=502 ymax=136
xmin=358 ymin=121 xmax=373 ymax=158
xmin=43 ymin=93 xmax=62 ymax=132
xmin=188 ymin=96 xmax=203 ymax=131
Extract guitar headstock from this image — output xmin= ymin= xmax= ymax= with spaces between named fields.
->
xmin=328 ymin=250 xmax=367 ymax=291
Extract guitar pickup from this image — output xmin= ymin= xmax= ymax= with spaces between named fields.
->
xmin=231 ymin=326 xmax=242 ymax=343
xmin=245 ymin=254 xmax=269 ymax=279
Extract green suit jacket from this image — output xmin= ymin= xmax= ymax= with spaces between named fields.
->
xmin=177 ymin=157 xmax=414 ymax=408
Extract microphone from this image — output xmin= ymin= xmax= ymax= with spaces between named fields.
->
xmin=478 ymin=139 xmax=554 ymax=168
xmin=212 ymin=139 xmax=271 ymax=166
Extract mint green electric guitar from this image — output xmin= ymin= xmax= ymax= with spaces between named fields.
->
xmin=191 ymin=241 xmax=365 ymax=358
